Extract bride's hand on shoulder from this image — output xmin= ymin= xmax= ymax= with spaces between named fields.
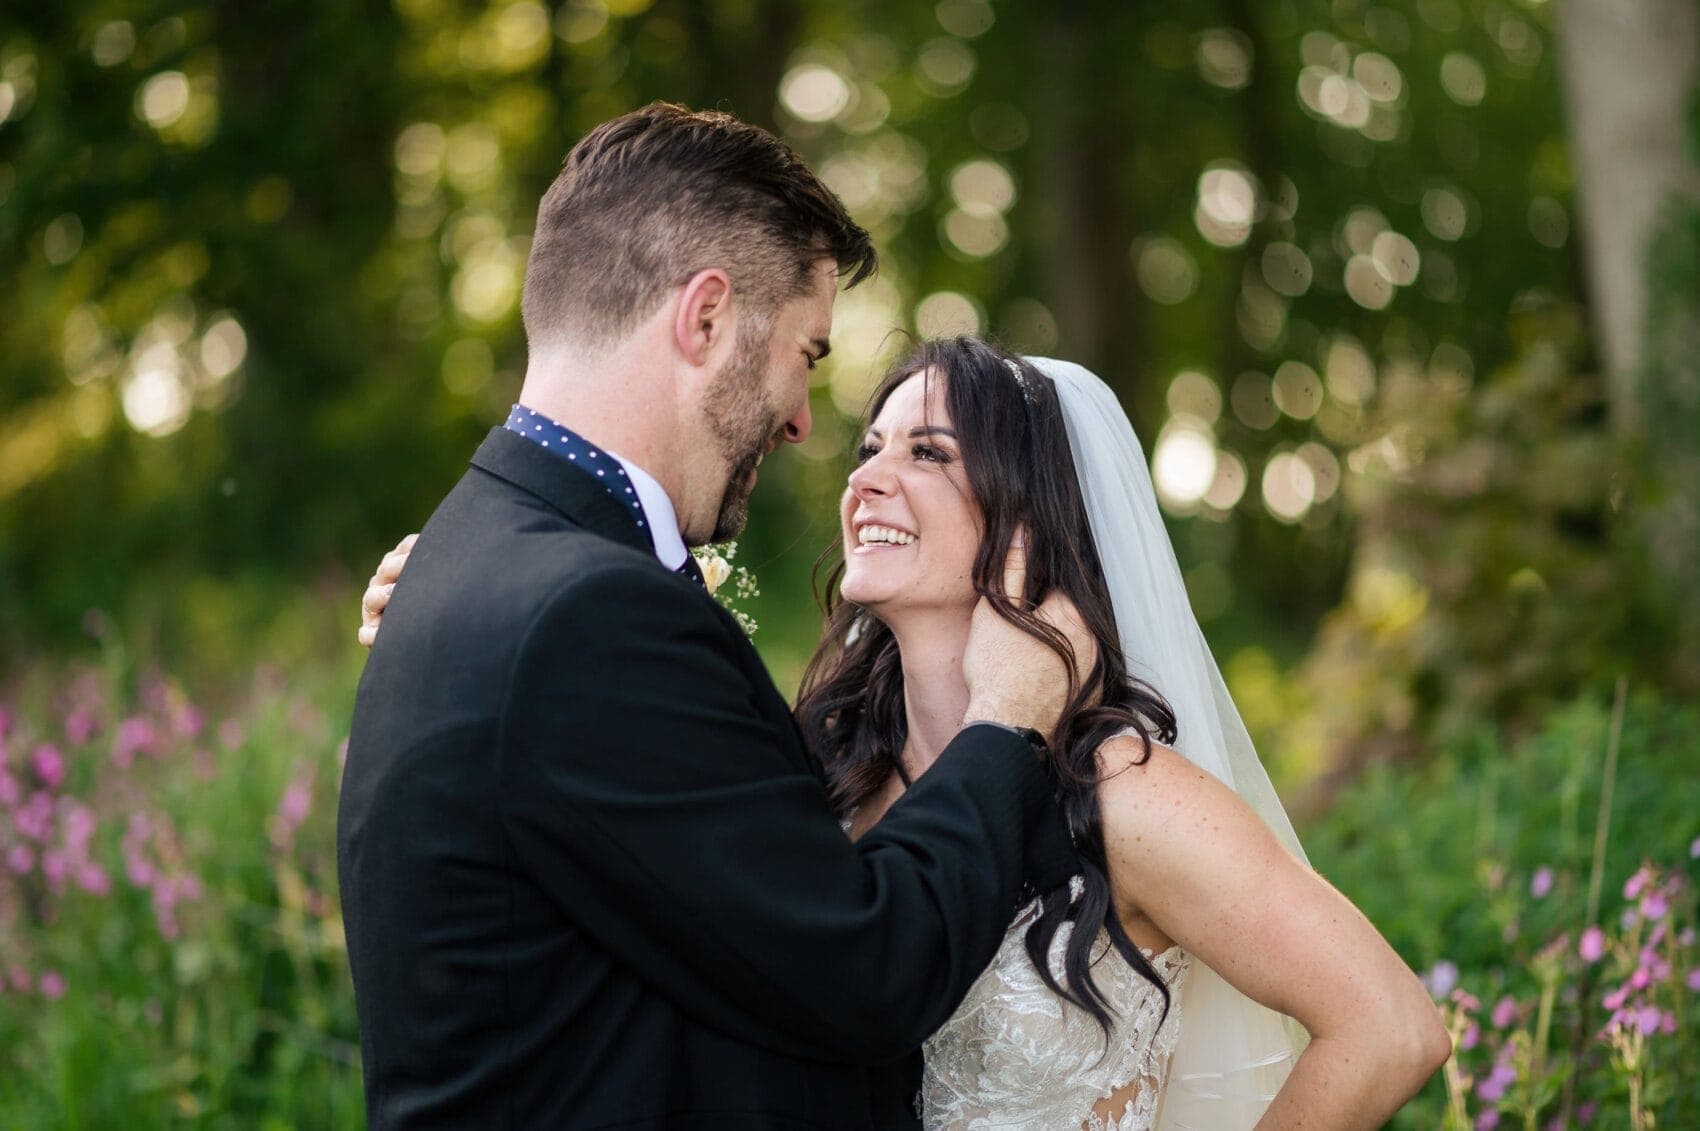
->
xmin=1095 ymin=737 xmax=1451 ymax=1126
xmin=358 ymin=533 xmax=418 ymax=647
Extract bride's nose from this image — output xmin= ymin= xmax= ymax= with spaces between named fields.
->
xmin=846 ymin=455 xmax=894 ymax=500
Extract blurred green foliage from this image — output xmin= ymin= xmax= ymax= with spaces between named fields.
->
xmin=0 ymin=0 xmax=1588 ymax=699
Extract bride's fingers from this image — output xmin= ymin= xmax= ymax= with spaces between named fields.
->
xmin=357 ymin=624 xmax=378 ymax=648
xmin=362 ymin=581 xmax=394 ymax=623
xmin=376 ymin=549 xmax=410 ymax=586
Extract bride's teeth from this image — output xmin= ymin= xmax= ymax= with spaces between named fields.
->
xmin=858 ymin=524 xmax=916 ymax=545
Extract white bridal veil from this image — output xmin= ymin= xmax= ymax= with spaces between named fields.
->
xmin=1026 ymin=356 xmax=1311 ymax=1131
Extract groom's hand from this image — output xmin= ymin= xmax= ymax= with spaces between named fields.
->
xmin=358 ymin=533 xmax=418 ymax=647
xmin=961 ymin=529 xmax=1097 ymax=744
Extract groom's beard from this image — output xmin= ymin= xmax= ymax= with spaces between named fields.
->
xmin=703 ymin=323 xmax=783 ymax=543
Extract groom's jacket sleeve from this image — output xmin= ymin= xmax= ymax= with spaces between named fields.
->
xmin=499 ymin=559 xmax=1073 ymax=1065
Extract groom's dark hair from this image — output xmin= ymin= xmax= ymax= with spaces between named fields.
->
xmin=522 ymin=102 xmax=876 ymax=350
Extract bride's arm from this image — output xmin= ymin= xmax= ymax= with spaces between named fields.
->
xmin=1096 ymin=738 xmax=1449 ymax=1130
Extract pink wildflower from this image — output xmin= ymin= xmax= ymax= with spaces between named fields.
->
xmin=111 ymin=716 xmax=156 ymax=768
xmin=1529 ymin=867 xmax=1553 ymax=899
xmin=0 ymin=768 xmax=16 ymax=806
xmin=1640 ymin=890 xmax=1669 ymax=921
xmin=6 ymin=844 xmax=34 ymax=873
xmin=1624 ymin=864 xmax=1655 ymax=901
xmin=1686 ymin=969 xmax=1700 ymax=992
xmin=14 ymin=792 xmax=53 ymax=840
xmin=1475 ymin=1112 xmax=1500 ymax=1131
xmin=64 ymin=706 xmax=97 ymax=745
xmin=1461 ymin=1021 xmax=1480 ymax=1049
xmin=37 ymin=970 xmax=64 ymax=1000
xmin=172 ymin=702 xmax=204 ymax=739
xmin=278 ymin=766 xmax=315 ymax=830
xmin=75 ymin=862 xmax=111 ymax=896
xmin=31 ymin=744 xmax=66 ymax=790
xmin=41 ymin=849 xmax=68 ymax=889
xmin=1491 ymin=996 xmax=1518 ymax=1029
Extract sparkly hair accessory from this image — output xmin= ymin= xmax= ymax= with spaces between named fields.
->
xmin=1003 ymin=356 xmax=1040 ymax=404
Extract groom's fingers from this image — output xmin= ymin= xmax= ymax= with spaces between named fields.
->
xmin=999 ymin=527 xmax=1028 ymax=608
xmin=1035 ymin=589 xmax=1096 ymax=682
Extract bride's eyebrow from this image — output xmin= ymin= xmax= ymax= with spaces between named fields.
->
xmin=862 ymin=426 xmax=958 ymax=440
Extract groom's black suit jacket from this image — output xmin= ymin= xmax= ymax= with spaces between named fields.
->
xmin=337 ymin=427 xmax=1077 ymax=1130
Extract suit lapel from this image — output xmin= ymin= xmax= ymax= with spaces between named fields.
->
xmin=469 ymin=427 xmax=652 ymax=556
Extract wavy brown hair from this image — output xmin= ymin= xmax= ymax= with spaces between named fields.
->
xmin=795 ymin=336 xmax=1179 ymax=1037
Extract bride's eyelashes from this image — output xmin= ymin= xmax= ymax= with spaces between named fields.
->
xmin=853 ymin=441 xmax=954 ymax=465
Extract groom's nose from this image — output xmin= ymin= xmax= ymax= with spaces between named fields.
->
xmin=782 ymin=399 xmax=812 ymax=444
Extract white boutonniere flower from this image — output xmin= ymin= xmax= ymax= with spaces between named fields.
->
xmin=697 ymin=551 xmax=732 ymax=595
xmin=691 ymin=541 xmax=760 ymax=635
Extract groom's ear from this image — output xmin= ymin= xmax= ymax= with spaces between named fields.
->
xmin=673 ymin=267 xmax=734 ymax=368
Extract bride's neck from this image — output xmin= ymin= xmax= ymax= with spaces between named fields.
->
xmin=884 ymin=610 xmax=974 ymax=779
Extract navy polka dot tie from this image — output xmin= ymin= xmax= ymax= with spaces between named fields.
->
xmin=504 ymin=405 xmax=704 ymax=588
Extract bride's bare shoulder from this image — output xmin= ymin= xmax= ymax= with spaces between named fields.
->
xmin=1093 ymin=733 xmax=1269 ymax=856
xmin=1095 ymin=732 xmax=1214 ymax=795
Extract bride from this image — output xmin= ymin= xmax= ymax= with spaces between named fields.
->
xmin=361 ymin=336 xmax=1449 ymax=1129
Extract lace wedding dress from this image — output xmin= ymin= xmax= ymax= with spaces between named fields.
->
xmin=921 ymin=878 xmax=1192 ymax=1130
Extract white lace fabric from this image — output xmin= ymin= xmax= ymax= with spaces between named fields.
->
xmin=922 ymin=881 xmax=1192 ymax=1130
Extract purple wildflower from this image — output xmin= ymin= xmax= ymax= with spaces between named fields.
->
xmin=1476 ymin=1061 xmax=1517 ymax=1102
xmin=1425 ymin=960 xmax=1460 ymax=998
xmin=1491 ymin=996 xmax=1518 ymax=1029
xmin=1529 ymin=866 xmax=1553 ymax=899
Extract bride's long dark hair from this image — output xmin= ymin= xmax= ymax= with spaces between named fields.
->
xmin=796 ymin=336 xmax=1179 ymax=1036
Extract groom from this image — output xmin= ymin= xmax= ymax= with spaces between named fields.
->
xmin=338 ymin=103 xmax=1082 ymax=1130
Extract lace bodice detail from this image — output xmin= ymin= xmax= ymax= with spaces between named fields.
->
xmin=922 ymin=879 xmax=1191 ymax=1130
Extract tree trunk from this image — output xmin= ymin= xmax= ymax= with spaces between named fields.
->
xmin=1030 ymin=1 xmax=1140 ymax=392
xmin=1556 ymin=0 xmax=1700 ymax=432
